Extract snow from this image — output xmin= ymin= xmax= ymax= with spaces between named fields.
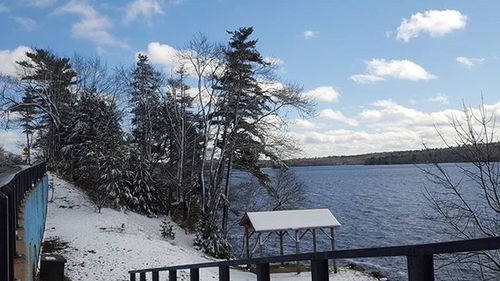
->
xmin=244 ymin=209 xmax=341 ymax=232
xmin=43 ymin=174 xmax=376 ymax=281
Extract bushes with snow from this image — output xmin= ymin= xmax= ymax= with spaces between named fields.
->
xmin=194 ymin=220 xmax=232 ymax=259
xmin=160 ymin=220 xmax=176 ymax=240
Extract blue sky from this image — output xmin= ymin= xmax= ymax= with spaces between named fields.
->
xmin=1 ymin=0 xmax=500 ymax=157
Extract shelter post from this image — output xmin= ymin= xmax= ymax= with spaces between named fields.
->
xmin=245 ymin=226 xmax=250 ymax=259
xmin=312 ymin=228 xmax=317 ymax=252
xmin=239 ymin=209 xmax=341 ymax=274
xmin=259 ymin=233 xmax=263 ymax=256
xmin=279 ymin=231 xmax=284 ymax=266
xmin=331 ymin=227 xmax=337 ymax=273
xmin=295 ymin=230 xmax=300 ymax=273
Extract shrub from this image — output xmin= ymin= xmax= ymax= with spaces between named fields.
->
xmin=160 ymin=220 xmax=175 ymax=240
xmin=194 ymin=221 xmax=231 ymax=259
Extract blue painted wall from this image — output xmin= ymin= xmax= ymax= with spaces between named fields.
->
xmin=22 ymin=175 xmax=48 ymax=280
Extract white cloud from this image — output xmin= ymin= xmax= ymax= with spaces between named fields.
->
xmin=303 ymin=30 xmax=318 ymax=39
xmin=290 ymin=100 xmax=500 ymax=157
xmin=397 ymin=9 xmax=467 ymax=42
xmin=141 ymin=41 xmax=181 ymax=71
xmin=0 ymin=130 xmax=24 ymax=154
xmin=55 ymin=1 xmax=128 ymax=50
xmin=363 ymin=99 xmax=463 ymax=128
xmin=290 ymin=129 xmax=424 ymax=157
xmin=290 ymin=119 xmax=316 ymax=129
xmin=0 ymin=46 xmax=32 ymax=78
xmin=302 ymin=86 xmax=340 ymax=103
xmin=456 ymin=56 xmax=485 ymax=68
xmin=140 ymin=41 xmax=225 ymax=79
xmin=351 ymin=59 xmax=436 ymax=84
xmin=359 ymin=109 xmax=382 ymax=121
xmin=350 ymin=74 xmax=385 ymax=84
xmin=14 ymin=16 xmax=37 ymax=31
xmin=428 ymin=93 xmax=449 ymax=105
xmin=318 ymin=109 xmax=358 ymax=126
xmin=124 ymin=0 xmax=164 ymax=24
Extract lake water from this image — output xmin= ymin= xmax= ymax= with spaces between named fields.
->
xmin=228 ymin=163 xmax=491 ymax=281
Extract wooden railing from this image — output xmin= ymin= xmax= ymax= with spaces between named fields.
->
xmin=0 ymin=162 xmax=47 ymax=281
xmin=129 ymin=236 xmax=500 ymax=281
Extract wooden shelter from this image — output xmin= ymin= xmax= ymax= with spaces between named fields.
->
xmin=240 ymin=209 xmax=341 ymax=272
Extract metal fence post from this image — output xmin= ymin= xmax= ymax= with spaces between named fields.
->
xmin=190 ymin=268 xmax=199 ymax=281
xmin=130 ymin=272 xmax=136 ymax=281
xmin=407 ymin=254 xmax=434 ymax=281
xmin=152 ymin=270 xmax=159 ymax=281
xmin=169 ymin=269 xmax=177 ymax=280
xmin=311 ymin=259 xmax=329 ymax=281
xmin=256 ymin=262 xmax=270 ymax=281
xmin=4 ymin=186 xmax=15 ymax=279
xmin=139 ymin=272 xmax=146 ymax=281
xmin=0 ymin=192 xmax=10 ymax=281
xmin=218 ymin=265 xmax=229 ymax=281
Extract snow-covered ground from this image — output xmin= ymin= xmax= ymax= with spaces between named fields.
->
xmin=43 ymin=174 xmax=377 ymax=281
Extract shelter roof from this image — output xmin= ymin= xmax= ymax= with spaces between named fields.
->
xmin=240 ymin=209 xmax=341 ymax=232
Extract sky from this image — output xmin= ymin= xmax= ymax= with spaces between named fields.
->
xmin=1 ymin=0 xmax=500 ymax=157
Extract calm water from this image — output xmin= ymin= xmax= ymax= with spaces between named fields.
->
xmin=228 ymin=163 xmax=487 ymax=281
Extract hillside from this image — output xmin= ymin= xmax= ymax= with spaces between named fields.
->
xmin=43 ymin=174 xmax=377 ymax=281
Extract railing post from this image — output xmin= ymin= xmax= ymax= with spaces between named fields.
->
xmin=407 ymin=254 xmax=434 ymax=281
xmin=169 ymin=269 xmax=177 ymax=280
xmin=256 ymin=262 xmax=270 ymax=281
xmin=139 ymin=272 xmax=146 ymax=281
xmin=219 ymin=265 xmax=230 ymax=281
xmin=190 ymin=268 xmax=199 ymax=281
xmin=130 ymin=272 xmax=136 ymax=281
xmin=311 ymin=259 xmax=329 ymax=281
xmin=4 ymin=186 xmax=15 ymax=279
xmin=0 ymin=192 xmax=9 ymax=281
xmin=152 ymin=270 xmax=159 ymax=281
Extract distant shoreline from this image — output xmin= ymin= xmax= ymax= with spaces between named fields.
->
xmin=259 ymin=143 xmax=500 ymax=168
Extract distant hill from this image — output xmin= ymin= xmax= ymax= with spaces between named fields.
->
xmin=260 ymin=143 xmax=500 ymax=167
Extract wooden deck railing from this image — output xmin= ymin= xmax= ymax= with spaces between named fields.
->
xmin=129 ymin=236 xmax=500 ymax=281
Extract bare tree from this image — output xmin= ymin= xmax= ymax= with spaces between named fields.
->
xmin=268 ymin=168 xmax=307 ymax=211
xmin=421 ymin=101 xmax=500 ymax=279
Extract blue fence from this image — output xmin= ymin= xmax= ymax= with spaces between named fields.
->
xmin=23 ymin=175 xmax=49 ymax=280
xmin=0 ymin=162 xmax=47 ymax=281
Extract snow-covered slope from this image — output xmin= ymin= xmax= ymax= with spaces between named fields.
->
xmin=43 ymin=174 xmax=377 ymax=281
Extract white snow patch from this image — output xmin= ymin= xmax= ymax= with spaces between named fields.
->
xmin=43 ymin=174 xmax=376 ymax=281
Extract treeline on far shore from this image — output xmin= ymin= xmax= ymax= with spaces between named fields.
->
xmin=260 ymin=142 xmax=500 ymax=167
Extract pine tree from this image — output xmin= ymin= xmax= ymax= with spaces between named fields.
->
xmin=124 ymin=151 xmax=160 ymax=214
xmin=98 ymin=143 xmax=130 ymax=211
xmin=129 ymin=54 xmax=163 ymax=162
xmin=15 ymin=49 xmax=77 ymax=168
xmin=127 ymin=54 xmax=165 ymax=214
xmin=214 ymin=27 xmax=273 ymax=233
xmin=67 ymin=91 xmax=127 ymax=211
xmin=12 ymin=91 xmax=39 ymax=164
